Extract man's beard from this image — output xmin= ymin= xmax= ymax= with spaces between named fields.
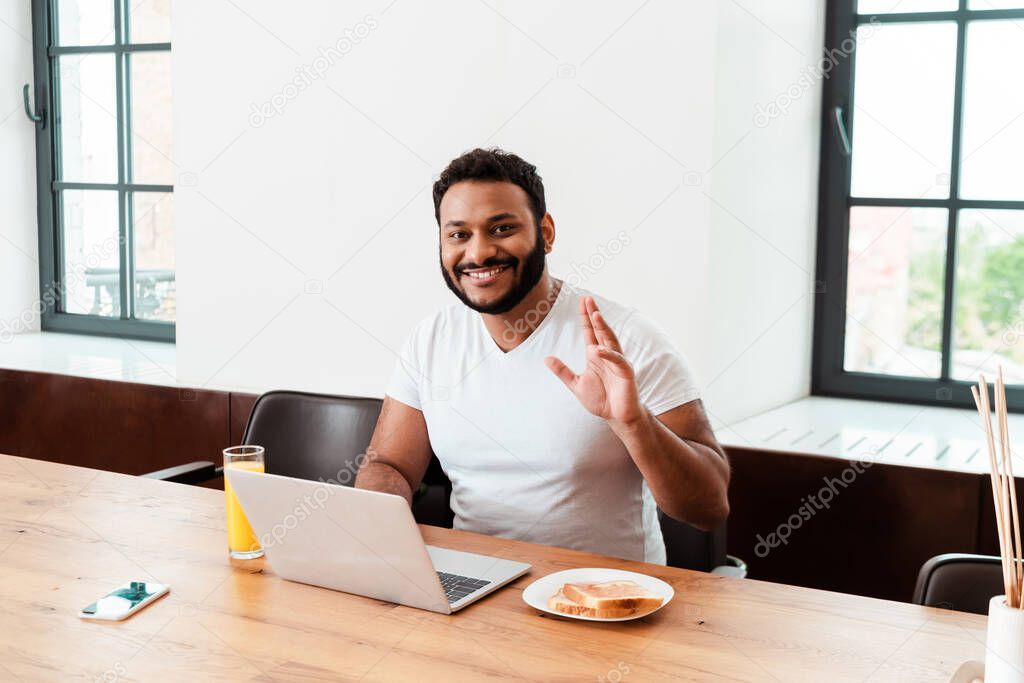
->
xmin=440 ymin=230 xmax=547 ymax=315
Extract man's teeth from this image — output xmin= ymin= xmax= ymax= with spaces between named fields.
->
xmin=466 ymin=267 xmax=505 ymax=279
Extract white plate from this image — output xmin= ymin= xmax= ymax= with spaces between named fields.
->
xmin=948 ymin=660 xmax=984 ymax=683
xmin=522 ymin=568 xmax=674 ymax=622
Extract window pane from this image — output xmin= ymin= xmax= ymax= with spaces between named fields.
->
xmin=968 ymin=0 xmax=1024 ymax=8
xmin=58 ymin=54 xmax=118 ymax=183
xmin=129 ymin=52 xmax=174 ymax=185
xmin=133 ymin=193 xmax=175 ymax=322
xmin=56 ymin=0 xmax=114 ymax=46
xmin=845 ymin=206 xmax=948 ymax=377
xmin=952 ymin=210 xmax=1024 ymax=384
xmin=858 ymin=0 xmax=958 ymax=13
xmin=960 ymin=21 xmax=1024 ymax=201
xmin=850 ymin=22 xmax=957 ymax=199
xmin=61 ymin=190 xmax=121 ymax=317
xmin=129 ymin=0 xmax=172 ymax=43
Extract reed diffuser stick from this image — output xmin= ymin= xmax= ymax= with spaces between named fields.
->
xmin=974 ymin=371 xmax=1022 ymax=608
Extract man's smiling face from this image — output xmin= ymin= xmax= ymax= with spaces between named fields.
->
xmin=438 ymin=180 xmax=549 ymax=315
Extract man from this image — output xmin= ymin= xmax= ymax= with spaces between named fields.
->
xmin=355 ymin=148 xmax=729 ymax=564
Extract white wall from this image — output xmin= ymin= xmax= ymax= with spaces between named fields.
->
xmin=0 ymin=2 xmax=40 ymax=335
xmin=165 ymin=0 xmax=823 ymax=426
xmin=171 ymin=0 xmax=719 ymax=396
xmin=702 ymin=1 xmax=825 ymax=425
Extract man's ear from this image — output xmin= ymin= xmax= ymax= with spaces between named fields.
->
xmin=541 ymin=212 xmax=556 ymax=253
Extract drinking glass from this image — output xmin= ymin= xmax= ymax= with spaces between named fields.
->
xmin=223 ymin=445 xmax=265 ymax=559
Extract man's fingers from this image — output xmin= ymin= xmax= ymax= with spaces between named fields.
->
xmin=544 ymin=356 xmax=577 ymax=389
xmin=592 ymin=345 xmax=634 ymax=378
xmin=579 ymin=298 xmax=598 ymax=346
xmin=586 ymin=298 xmax=623 ymax=353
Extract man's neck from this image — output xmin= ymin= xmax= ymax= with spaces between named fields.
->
xmin=479 ymin=274 xmax=562 ymax=352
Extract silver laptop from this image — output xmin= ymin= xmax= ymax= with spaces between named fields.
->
xmin=225 ymin=468 xmax=531 ymax=614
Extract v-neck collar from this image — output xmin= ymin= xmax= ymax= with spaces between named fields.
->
xmin=476 ymin=282 xmax=568 ymax=358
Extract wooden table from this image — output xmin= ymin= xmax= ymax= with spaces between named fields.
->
xmin=0 ymin=454 xmax=988 ymax=681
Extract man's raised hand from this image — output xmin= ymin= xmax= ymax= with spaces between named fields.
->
xmin=544 ymin=296 xmax=644 ymax=427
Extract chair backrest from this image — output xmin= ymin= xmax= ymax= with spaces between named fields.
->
xmin=659 ymin=512 xmax=727 ymax=572
xmin=242 ymin=391 xmax=382 ymax=485
xmin=913 ymin=553 xmax=1004 ymax=614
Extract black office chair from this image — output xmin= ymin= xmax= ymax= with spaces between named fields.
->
xmin=660 ymin=513 xmax=727 ymax=573
xmin=142 ymin=390 xmax=454 ymax=527
xmin=913 ymin=553 xmax=1004 ymax=615
xmin=241 ymin=391 xmax=381 ymax=484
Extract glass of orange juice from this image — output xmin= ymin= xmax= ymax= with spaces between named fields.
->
xmin=223 ymin=445 xmax=265 ymax=559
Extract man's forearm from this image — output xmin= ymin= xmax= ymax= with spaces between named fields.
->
xmin=609 ymin=411 xmax=730 ymax=530
xmin=354 ymin=461 xmax=414 ymax=506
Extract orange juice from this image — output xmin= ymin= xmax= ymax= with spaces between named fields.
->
xmin=225 ymin=460 xmax=264 ymax=557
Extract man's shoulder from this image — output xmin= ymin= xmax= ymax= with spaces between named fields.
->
xmin=403 ymin=300 xmax=475 ymax=345
xmin=566 ymin=285 xmax=676 ymax=358
xmin=566 ymin=285 xmax=656 ymax=334
xmin=562 ymin=285 xmax=625 ymax=315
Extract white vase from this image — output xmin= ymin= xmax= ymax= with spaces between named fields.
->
xmin=987 ymin=596 xmax=1024 ymax=682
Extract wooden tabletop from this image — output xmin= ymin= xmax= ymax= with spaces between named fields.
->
xmin=0 ymin=454 xmax=987 ymax=682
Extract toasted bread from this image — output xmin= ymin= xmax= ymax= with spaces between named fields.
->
xmin=547 ymin=588 xmax=639 ymax=619
xmin=561 ymin=580 xmax=663 ymax=612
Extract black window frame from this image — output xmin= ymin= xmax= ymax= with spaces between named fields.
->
xmin=813 ymin=0 xmax=1024 ymax=412
xmin=29 ymin=0 xmax=175 ymax=343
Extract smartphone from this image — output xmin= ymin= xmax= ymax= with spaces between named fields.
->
xmin=78 ymin=581 xmax=170 ymax=621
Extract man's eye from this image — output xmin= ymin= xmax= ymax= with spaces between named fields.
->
xmin=449 ymin=231 xmax=467 ymax=240
xmin=493 ymin=224 xmax=514 ymax=234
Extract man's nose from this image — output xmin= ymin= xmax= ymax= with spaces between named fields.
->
xmin=465 ymin=233 xmax=498 ymax=265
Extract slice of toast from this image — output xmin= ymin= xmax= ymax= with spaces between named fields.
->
xmin=547 ymin=589 xmax=638 ymax=619
xmin=561 ymin=580 xmax=663 ymax=612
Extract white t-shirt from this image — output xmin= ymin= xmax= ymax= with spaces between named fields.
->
xmin=385 ymin=283 xmax=700 ymax=564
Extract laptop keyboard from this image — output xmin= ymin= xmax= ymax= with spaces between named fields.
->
xmin=437 ymin=571 xmax=491 ymax=603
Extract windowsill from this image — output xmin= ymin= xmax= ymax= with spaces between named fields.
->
xmin=0 ymin=331 xmax=178 ymax=388
xmin=717 ymin=395 xmax=1024 ymax=476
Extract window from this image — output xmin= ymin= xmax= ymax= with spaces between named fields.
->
xmin=814 ymin=0 xmax=1024 ymax=411
xmin=29 ymin=0 xmax=174 ymax=342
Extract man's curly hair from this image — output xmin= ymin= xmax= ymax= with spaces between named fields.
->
xmin=432 ymin=148 xmax=546 ymax=227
